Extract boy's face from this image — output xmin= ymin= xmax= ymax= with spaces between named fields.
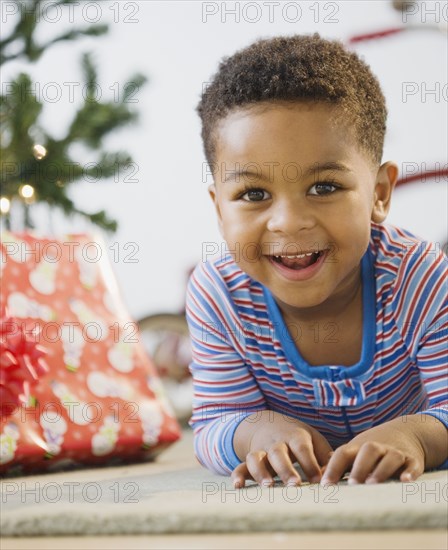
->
xmin=208 ymin=102 xmax=397 ymax=317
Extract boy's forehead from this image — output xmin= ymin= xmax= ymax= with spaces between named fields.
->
xmin=214 ymin=101 xmax=359 ymax=163
xmin=217 ymin=101 xmax=345 ymax=136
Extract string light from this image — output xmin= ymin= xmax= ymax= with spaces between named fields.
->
xmin=32 ymin=144 xmax=47 ymax=160
xmin=19 ymin=184 xmax=35 ymax=203
xmin=0 ymin=197 xmax=11 ymax=214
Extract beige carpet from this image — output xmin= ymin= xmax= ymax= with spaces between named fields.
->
xmin=1 ymin=430 xmax=447 ymax=536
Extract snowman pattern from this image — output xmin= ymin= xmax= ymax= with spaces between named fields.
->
xmin=139 ymin=400 xmax=163 ymax=447
xmin=29 ymin=257 xmax=58 ymax=295
xmin=0 ymin=423 xmax=20 ymax=464
xmin=87 ymin=371 xmax=131 ymax=400
xmin=69 ymin=298 xmax=107 ymax=341
xmin=75 ymin=246 xmax=97 ymax=290
xmin=40 ymin=410 xmax=68 ymax=456
xmin=60 ymin=324 xmax=85 ymax=372
xmin=107 ymin=340 xmax=134 ymax=373
xmin=7 ymin=291 xmax=54 ymax=321
xmin=51 ymin=381 xmax=90 ymax=425
xmin=91 ymin=415 xmax=120 ymax=456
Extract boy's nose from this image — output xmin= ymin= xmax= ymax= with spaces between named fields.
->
xmin=266 ymin=199 xmax=315 ymax=235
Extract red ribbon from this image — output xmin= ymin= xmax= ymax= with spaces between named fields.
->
xmin=0 ymin=309 xmax=48 ymax=417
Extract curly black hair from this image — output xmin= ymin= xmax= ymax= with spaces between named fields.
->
xmin=197 ymin=33 xmax=387 ymax=168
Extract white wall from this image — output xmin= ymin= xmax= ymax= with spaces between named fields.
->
xmin=2 ymin=0 xmax=447 ymax=319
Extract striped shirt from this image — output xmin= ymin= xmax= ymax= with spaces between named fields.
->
xmin=186 ymin=223 xmax=448 ymax=475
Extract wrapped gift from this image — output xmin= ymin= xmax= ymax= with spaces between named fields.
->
xmin=0 ymin=231 xmax=181 ymax=475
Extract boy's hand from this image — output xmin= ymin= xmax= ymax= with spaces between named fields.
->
xmin=231 ymin=410 xmax=333 ymax=488
xmin=321 ymin=415 xmax=431 ymax=486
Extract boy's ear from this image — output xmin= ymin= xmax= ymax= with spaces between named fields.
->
xmin=371 ymin=161 xmax=399 ymax=223
xmin=208 ymin=184 xmax=224 ymax=236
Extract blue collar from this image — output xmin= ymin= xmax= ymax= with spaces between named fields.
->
xmin=262 ymin=249 xmax=376 ymax=380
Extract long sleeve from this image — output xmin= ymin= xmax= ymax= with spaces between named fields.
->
xmin=391 ymin=241 xmax=448 ymax=470
xmin=185 ymin=261 xmax=267 ymax=475
xmin=415 ymin=301 xmax=448 ymax=430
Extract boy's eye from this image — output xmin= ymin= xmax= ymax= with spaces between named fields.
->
xmin=308 ymin=182 xmax=338 ymax=196
xmin=241 ymin=188 xmax=270 ymax=202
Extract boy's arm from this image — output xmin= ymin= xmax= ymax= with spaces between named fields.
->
xmin=410 ymin=296 xmax=448 ymax=467
xmin=322 ymin=244 xmax=448 ymax=485
xmin=186 ymin=263 xmax=267 ymax=475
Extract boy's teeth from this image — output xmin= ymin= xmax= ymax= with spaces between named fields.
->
xmin=274 ymin=251 xmax=319 ymax=259
xmin=271 ymin=250 xmax=322 ymax=270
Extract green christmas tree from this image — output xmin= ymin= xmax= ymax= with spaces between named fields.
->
xmin=1 ymin=0 xmax=147 ymax=231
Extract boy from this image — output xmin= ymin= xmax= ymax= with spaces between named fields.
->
xmin=186 ymin=34 xmax=447 ymax=487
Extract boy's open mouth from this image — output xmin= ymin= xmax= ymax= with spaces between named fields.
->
xmin=270 ymin=250 xmax=323 ymax=270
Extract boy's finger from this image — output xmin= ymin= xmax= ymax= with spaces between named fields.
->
xmin=358 ymin=447 xmax=406 ymax=484
xmin=321 ymin=444 xmax=357 ymax=485
xmin=320 ymin=452 xmax=335 ymax=472
xmin=348 ymin=443 xmax=386 ymax=484
xmin=267 ymin=442 xmax=302 ymax=486
xmin=231 ymin=462 xmax=252 ymax=488
xmin=246 ymin=450 xmax=276 ymax=487
xmin=289 ymin=438 xmax=323 ymax=483
xmin=311 ymin=431 xmax=335 ymax=467
xmin=399 ymin=457 xmax=424 ymax=483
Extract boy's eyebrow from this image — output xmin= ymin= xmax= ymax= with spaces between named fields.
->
xmin=304 ymin=161 xmax=353 ymax=177
xmin=222 ymin=161 xmax=352 ymax=183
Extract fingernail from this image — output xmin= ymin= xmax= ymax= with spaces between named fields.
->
xmin=348 ymin=477 xmax=359 ymax=485
xmin=365 ymin=477 xmax=377 ymax=485
xmin=233 ymin=479 xmax=242 ymax=489
xmin=286 ymin=477 xmax=300 ymax=487
xmin=320 ymin=477 xmax=330 ymax=487
xmin=310 ymin=475 xmax=321 ymax=484
xmin=262 ymin=478 xmax=273 ymax=487
xmin=402 ymin=472 xmax=414 ymax=482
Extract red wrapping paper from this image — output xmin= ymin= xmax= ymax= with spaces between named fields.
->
xmin=0 ymin=231 xmax=181 ymax=475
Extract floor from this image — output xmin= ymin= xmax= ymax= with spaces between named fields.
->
xmin=1 ymin=531 xmax=448 ymax=549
